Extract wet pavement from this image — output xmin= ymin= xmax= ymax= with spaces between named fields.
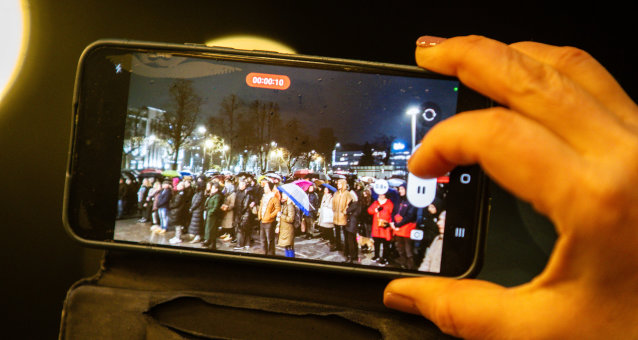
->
xmin=114 ymin=218 xmax=387 ymax=267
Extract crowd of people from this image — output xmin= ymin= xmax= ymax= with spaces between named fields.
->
xmin=117 ymin=172 xmax=447 ymax=271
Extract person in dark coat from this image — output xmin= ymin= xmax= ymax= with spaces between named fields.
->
xmin=117 ymin=178 xmax=128 ymax=219
xmin=182 ymin=179 xmax=195 ymax=226
xmin=186 ymin=179 xmax=206 ymax=243
xmin=304 ymin=185 xmax=320 ymax=239
xmin=390 ymin=184 xmax=418 ymax=270
xmin=232 ymin=179 xmax=256 ymax=250
xmin=168 ymin=181 xmax=188 ymax=244
xmin=203 ymin=182 xmax=224 ymax=250
xmin=343 ymin=190 xmax=361 ymax=263
xmin=154 ymin=180 xmax=173 ymax=233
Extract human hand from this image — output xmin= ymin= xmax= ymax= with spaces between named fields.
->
xmin=384 ymin=35 xmax=638 ymax=339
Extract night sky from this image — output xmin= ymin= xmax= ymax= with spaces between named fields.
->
xmin=126 ymin=52 xmax=460 ymax=147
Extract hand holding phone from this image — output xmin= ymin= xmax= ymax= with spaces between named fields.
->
xmin=385 ymin=35 xmax=638 ymax=338
xmin=64 ymin=40 xmax=490 ymax=278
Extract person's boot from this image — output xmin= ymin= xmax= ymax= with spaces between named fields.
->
xmin=169 ymin=226 xmax=183 ymax=244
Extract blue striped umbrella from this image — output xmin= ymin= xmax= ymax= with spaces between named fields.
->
xmin=278 ymin=183 xmax=310 ymax=216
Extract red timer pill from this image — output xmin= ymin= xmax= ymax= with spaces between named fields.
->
xmin=246 ymin=72 xmax=291 ymax=90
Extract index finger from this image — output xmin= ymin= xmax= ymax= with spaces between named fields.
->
xmin=415 ymin=35 xmax=626 ymax=154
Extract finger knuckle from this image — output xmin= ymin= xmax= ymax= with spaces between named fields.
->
xmin=553 ymin=46 xmax=594 ymax=70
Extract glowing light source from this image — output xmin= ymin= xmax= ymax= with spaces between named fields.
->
xmin=0 ymin=0 xmax=29 ymax=105
xmin=205 ymin=35 xmax=296 ymax=54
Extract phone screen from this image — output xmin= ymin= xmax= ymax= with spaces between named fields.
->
xmin=67 ymin=43 xmax=488 ymax=277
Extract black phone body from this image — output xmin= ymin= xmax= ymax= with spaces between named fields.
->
xmin=64 ymin=40 xmax=490 ymax=278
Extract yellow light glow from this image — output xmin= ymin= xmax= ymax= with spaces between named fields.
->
xmin=0 ymin=0 xmax=29 ymax=105
xmin=205 ymin=35 xmax=296 ymax=54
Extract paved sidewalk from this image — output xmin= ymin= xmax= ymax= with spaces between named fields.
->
xmin=114 ymin=218 xmax=383 ymax=267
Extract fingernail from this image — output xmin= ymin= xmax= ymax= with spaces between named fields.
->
xmin=384 ymin=292 xmax=419 ymax=314
xmin=416 ymin=35 xmax=446 ymax=48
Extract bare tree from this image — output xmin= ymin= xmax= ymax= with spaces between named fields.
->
xmin=278 ymin=117 xmax=312 ymax=173
xmin=245 ymin=100 xmax=282 ymax=172
xmin=207 ymin=94 xmax=241 ymax=169
xmin=121 ymin=108 xmax=147 ymax=168
xmin=158 ymin=79 xmax=202 ymax=170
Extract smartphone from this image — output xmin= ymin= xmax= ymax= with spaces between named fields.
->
xmin=63 ymin=40 xmax=490 ymax=278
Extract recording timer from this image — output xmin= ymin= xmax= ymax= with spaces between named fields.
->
xmin=246 ymin=72 xmax=291 ymax=90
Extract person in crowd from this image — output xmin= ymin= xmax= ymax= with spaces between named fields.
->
xmin=357 ymin=188 xmax=373 ymax=253
xmin=414 ymin=199 xmax=443 ymax=268
xmin=331 ymin=178 xmax=351 ymax=252
xmin=390 ymin=183 xmax=418 ymax=270
xmin=154 ymin=180 xmax=173 ymax=234
xmin=304 ymin=184 xmax=319 ymax=239
xmin=257 ymin=178 xmax=281 ymax=255
xmin=125 ymin=178 xmax=137 ymax=215
xmin=182 ymin=179 xmax=194 ymax=224
xmin=136 ymin=178 xmax=151 ymax=222
xmin=219 ymin=182 xmax=236 ymax=242
xmin=368 ymin=191 xmax=394 ymax=265
xmin=117 ymin=178 xmax=128 ymax=219
xmin=223 ymin=177 xmax=235 ymax=195
xmin=317 ymin=186 xmax=335 ymax=244
xmin=418 ymin=210 xmax=445 ymax=273
xmin=203 ymin=181 xmax=223 ymax=250
xmin=232 ymin=178 xmax=256 ymax=250
xmin=278 ymin=193 xmax=296 ymax=258
xmin=168 ymin=181 xmax=188 ymax=244
xmin=343 ymin=190 xmax=360 ymax=263
xmin=186 ymin=178 xmax=206 ymax=243
xmin=144 ymin=181 xmax=161 ymax=227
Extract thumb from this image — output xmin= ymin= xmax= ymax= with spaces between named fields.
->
xmin=384 ymin=277 xmax=513 ymax=339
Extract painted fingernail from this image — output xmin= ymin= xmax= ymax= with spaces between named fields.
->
xmin=416 ymin=35 xmax=446 ymax=48
xmin=384 ymin=292 xmax=419 ymax=314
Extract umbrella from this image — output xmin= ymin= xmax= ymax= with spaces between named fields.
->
xmin=358 ymin=176 xmax=375 ymax=183
xmin=293 ymin=179 xmax=313 ymax=191
xmin=306 ymin=172 xmax=330 ymax=181
xmin=388 ymin=178 xmax=406 ymax=188
xmin=138 ymin=172 xmax=164 ymax=180
xmin=180 ymin=170 xmax=193 ymax=178
xmin=320 ymin=183 xmax=337 ymax=193
xmin=265 ymin=172 xmax=281 ymax=179
xmin=120 ymin=170 xmax=137 ymax=182
xmin=162 ymin=170 xmax=182 ymax=178
xmin=293 ymin=169 xmax=312 ymax=178
xmin=278 ymin=183 xmax=310 ymax=216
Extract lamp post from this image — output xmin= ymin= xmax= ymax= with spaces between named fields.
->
xmin=203 ymin=138 xmax=214 ymax=172
xmin=332 ymin=142 xmax=340 ymax=171
xmin=406 ymin=107 xmax=420 ymax=152
xmin=222 ymin=144 xmax=229 ymax=170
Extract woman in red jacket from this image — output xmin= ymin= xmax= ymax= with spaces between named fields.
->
xmin=368 ymin=193 xmax=394 ymax=265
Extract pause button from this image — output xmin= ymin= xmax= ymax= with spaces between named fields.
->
xmin=455 ymin=228 xmax=466 ymax=238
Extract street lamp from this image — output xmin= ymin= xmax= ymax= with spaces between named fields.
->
xmin=332 ymin=142 xmax=340 ymax=172
xmin=222 ymin=144 xmax=229 ymax=170
xmin=406 ymin=106 xmax=420 ymax=152
xmin=203 ymin=138 xmax=214 ymax=172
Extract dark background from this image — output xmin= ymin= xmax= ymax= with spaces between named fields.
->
xmin=0 ymin=2 xmax=634 ymax=338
